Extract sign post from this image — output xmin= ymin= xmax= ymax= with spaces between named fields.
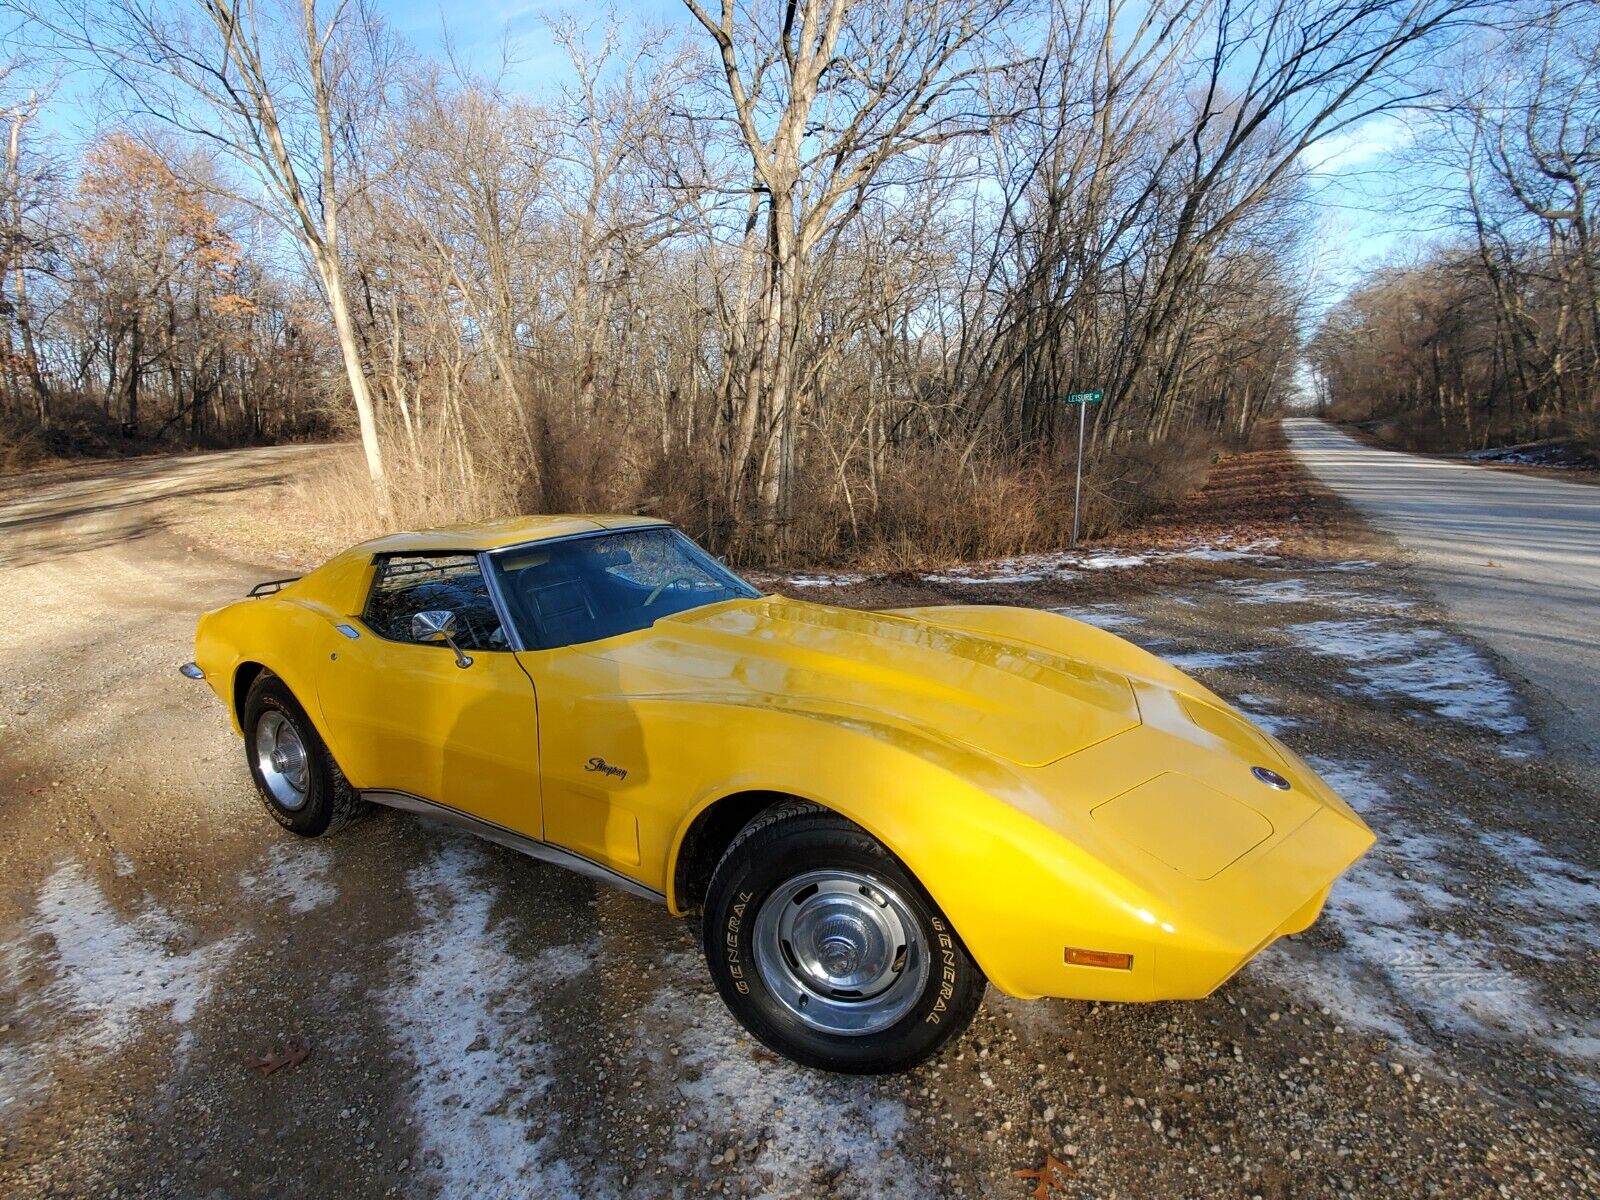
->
xmin=1063 ymin=390 xmax=1103 ymax=547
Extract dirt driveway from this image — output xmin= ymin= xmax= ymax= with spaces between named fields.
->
xmin=1 ymin=444 xmax=1596 ymax=1199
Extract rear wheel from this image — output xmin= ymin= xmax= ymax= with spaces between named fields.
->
xmin=702 ymin=801 xmax=986 ymax=1073
xmin=242 ymin=673 xmax=364 ymax=837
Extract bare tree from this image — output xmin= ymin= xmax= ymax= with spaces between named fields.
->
xmin=682 ymin=0 xmax=1031 ymax=545
xmin=26 ymin=0 xmax=403 ymax=511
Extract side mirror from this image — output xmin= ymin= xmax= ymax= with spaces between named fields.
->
xmin=410 ymin=609 xmax=473 ymax=669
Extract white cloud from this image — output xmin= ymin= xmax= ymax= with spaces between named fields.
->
xmin=1303 ymin=115 xmax=1416 ymax=176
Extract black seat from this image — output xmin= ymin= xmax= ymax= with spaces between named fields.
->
xmin=515 ymin=566 xmax=596 ymax=647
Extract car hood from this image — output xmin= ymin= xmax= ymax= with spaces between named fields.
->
xmin=582 ymin=596 xmax=1141 ymax=766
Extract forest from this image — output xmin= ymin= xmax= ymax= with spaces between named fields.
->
xmin=1 ymin=0 xmax=1589 ymax=563
xmin=1308 ymin=5 xmax=1598 ymax=455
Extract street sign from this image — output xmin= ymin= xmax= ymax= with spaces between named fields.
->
xmin=1061 ymin=388 xmax=1103 ymax=546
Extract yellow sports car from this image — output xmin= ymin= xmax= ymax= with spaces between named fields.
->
xmin=183 ymin=516 xmax=1374 ymax=1073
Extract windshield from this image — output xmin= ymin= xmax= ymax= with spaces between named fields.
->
xmin=489 ymin=526 xmax=760 ymax=650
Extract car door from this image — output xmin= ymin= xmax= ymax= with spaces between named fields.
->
xmin=491 ymin=529 xmax=716 ymax=885
xmin=314 ymin=551 xmax=543 ymax=839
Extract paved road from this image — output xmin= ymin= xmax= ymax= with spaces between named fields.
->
xmin=1285 ymin=418 xmax=1600 ymax=768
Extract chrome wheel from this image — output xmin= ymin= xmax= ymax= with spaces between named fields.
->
xmin=751 ymin=869 xmax=929 ymax=1036
xmin=254 ymin=710 xmax=310 ymax=810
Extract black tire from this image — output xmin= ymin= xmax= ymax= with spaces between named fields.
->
xmin=702 ymin=800 xmax=986 ymax=1073
xmin=241 ymin=672 xmax=365 ymax=837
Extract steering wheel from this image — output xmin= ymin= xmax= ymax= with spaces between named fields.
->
xmin=645 ymin=574 xmax=698 ymax=606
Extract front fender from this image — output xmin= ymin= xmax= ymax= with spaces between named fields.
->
xmin=193 ymin=597 xmax=346 ymax=745
xmin=654 ymin=700 xmax=1168 ymax=1001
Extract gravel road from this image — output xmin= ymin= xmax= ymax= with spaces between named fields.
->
xmin=1284 ymin=418 xmax=1600 ymax=770
xmin=1 ymin=443 xmax=1596 ymax=1199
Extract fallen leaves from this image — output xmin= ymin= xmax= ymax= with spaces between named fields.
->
xmin=1013 ymin=1153 xmax=1072 ymax=1199
xmin=246 ymin=1041 xmax=309 ymax=1078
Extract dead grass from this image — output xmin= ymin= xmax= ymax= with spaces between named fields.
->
xmin=185 ymin=417 xmax=1232 ymax=574
xmin=743 ymin=419 xmax=1371 ymax=613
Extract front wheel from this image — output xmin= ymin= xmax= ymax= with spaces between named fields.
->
xmin=242 ymin=673 xmax=364 ymax=837
xmin=702 ymin=801 xmax=986 ymax=1073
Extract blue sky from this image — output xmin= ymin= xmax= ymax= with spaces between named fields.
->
xmin=23 ymin=0 xmax=1457 ymax=314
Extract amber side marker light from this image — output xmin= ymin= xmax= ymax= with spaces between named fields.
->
xmin=1064 ymin=947 xmax=1134 ymax=970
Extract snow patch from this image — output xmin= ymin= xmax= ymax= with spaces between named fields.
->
xmin=1162 ymin=648 xmax=1267 ymax=672
xmin=240 ymin=840 xmax=337 ymax=915
xmin=781 ymin=573 xmax=868 ymax=588
xmin=531 ymin=940 xmax=600 ymax=980
xmin=1285 ymin=619 xmax=1529 ymax=737
xmin=1314 ymin=559 xmax=1382 ymax=573
xmin=1217 ymin=577 xmax=1324 ymax=604
xmin=1464 ymin=444 xmax=1595 ymax=469
xmin=1051 ymin=605 xmax=1142 ymax=630
xmin=1217 ymin=575 xmax=1412 ymax=612
xmin=1475 ymin=830 xmax=1600 ymax=955
xmin=1231 ymin=691 xmax=1298 ymax=735
xmin=383 ymin=838 xmax=592 ymax=1199
xmin=1080 ymin=552 xmax=1150 ymax=570
xmin=0 ymin=862 xmax=242 ymax=1114
xmin=1177 ymin=541 xmax=1280 ymax=562
xmin=768 ymin=538 xmax=1279 ymax=590
xmin=920 ymin=539 xmax=1278 ymax=586
xmin=649 ymin=951 xmax=918 ymax=1198
xmin=29 ymin=863 xmax=240 ymax=1052
xmin=1256 ymin=761 xmax=1596 ymax=1064
xmin=922 ymin=566 xmax=1052 ymax=584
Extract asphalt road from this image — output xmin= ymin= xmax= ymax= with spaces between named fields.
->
xmin=1284 ymin=418 xmax=1600 ymax=769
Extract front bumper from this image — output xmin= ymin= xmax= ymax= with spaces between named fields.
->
xmin=989 ymin=801 xmax=1369 ymax=1004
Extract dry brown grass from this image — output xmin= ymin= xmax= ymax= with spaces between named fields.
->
xmin=206 ymin=414 xmax=1229 ymax=572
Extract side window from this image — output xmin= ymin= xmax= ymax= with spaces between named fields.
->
xmin=362 ymin=554 xmax=506 ymax=651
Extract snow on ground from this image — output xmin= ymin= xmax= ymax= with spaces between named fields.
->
xmin=1177 ymin=541 xmax=1280 ymax=562
xmin=771 ymin=538 xmax=1279 ymax=590
xmin=1214 ymin=574 xmax=1413 ymax=611
xmin=1216 ymin=577 xmax=1326 ymax=604
xmin=1050 ymin=604 xmax=1142 ymax=630
xmin=27 ymin=863 xmax=241 ymax=1051
xmin=1475 ymin=830 xmax=1600 ymax=959
xmin=383 ymin=838 xmax=590 ymax=1199
xmin=647 ymin=949 xmax=919 ymax=1200
xmin=1464 ymin=445 xmax=1595 ymax=469
xmin=1285 ymin=619 xmax=1530 ymax=738
xmin=921 ymin=564 xmax=1057 ymax=584
xmin=1161 ymin=648 xmax=1267 ymax=672
xmin=780 ymin=573 xmax=868 ymax=588
xmin=1255 ymin=761 xmax=1599 ymax=1067
xmin=240 ymin=840 xmax=337 ymax=915
xmin=0 ymin=862 xmax=242 ymax=1114
xmin=918 ymin=539 xmax=1278 ymax=586
xmin=1230 ymin=692 xmax=1299 ymax=735
xmin=1078 ymin=552 xmax=1153 ymax=570
xmin=0 ymin=940 xmax=35 ymax=1114
xmin=1310 ymin=559 xmax=1382 ymax=573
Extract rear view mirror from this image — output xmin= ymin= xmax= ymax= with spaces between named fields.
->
xmin=410 ymin=610 xmax=473 ymax=669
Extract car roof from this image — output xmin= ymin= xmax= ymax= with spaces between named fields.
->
xmin=352 ymin=514 xmax=672 ymax=556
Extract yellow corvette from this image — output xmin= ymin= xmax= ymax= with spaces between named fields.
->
xmin=184 ymin=516 xmax=1374 ymax=1072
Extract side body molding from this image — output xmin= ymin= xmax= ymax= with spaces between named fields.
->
xmin=362 ymin=789 xmax=665 ymax=902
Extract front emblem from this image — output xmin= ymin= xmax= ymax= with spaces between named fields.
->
xmin=1252 ymin=766 xmax=1291 ymax=791
xmin=585 ymin=756 xmax=628 ymax=781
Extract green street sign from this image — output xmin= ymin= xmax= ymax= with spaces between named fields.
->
xmin=1064 ymin=390 xmax=1103 ymax=404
